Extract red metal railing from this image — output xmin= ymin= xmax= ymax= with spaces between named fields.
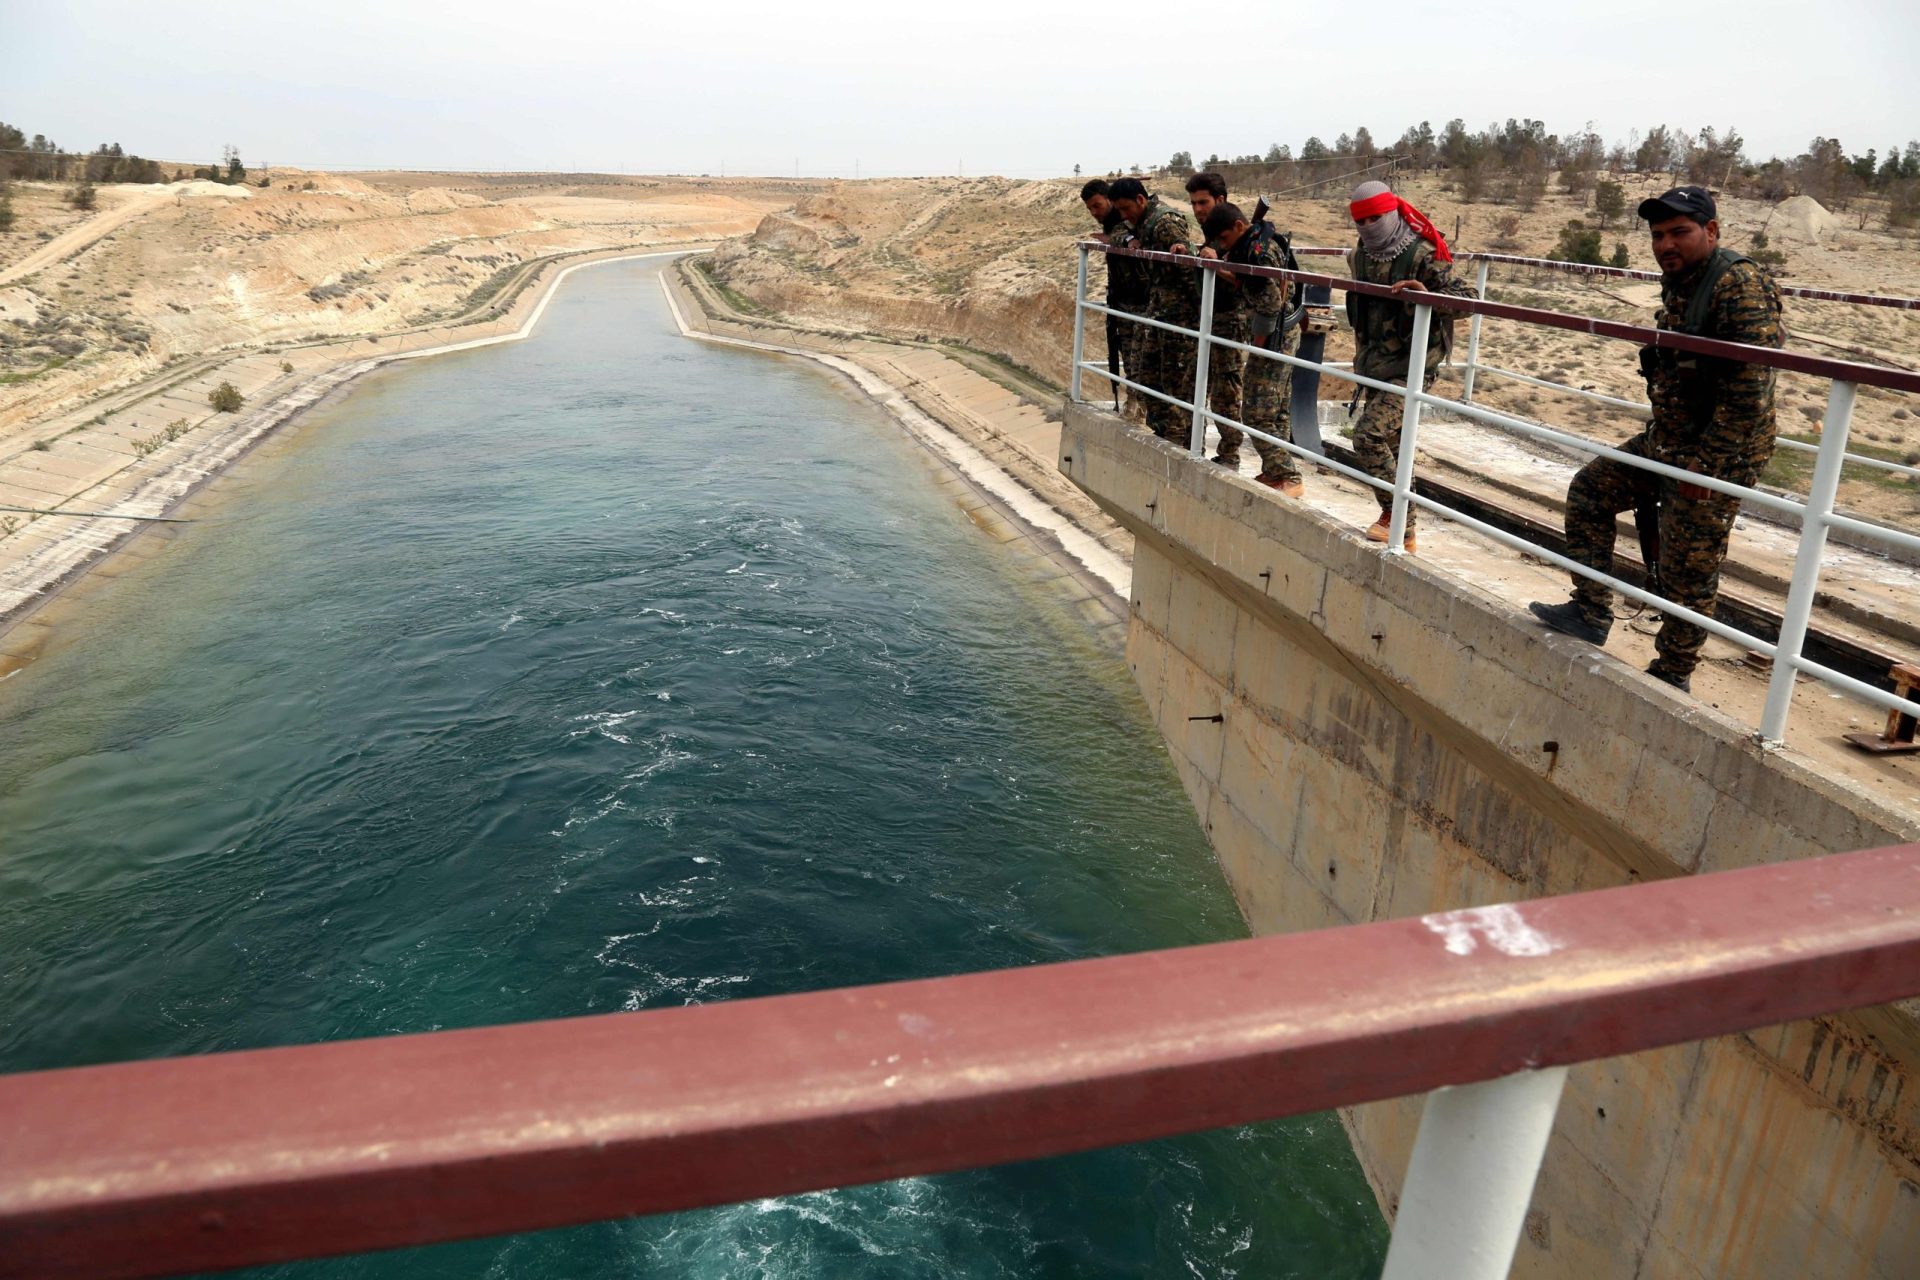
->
xmin=4 ymin=842 xmax=1918 ymax=1280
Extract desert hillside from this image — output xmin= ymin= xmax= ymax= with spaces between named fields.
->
xmin=0 ymin=171 xmax=802 ymax=434
xmin=703 ymin=172 xmax=1920 ymax=522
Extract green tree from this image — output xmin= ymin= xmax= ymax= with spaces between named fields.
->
xmin=223 ymin=144 xmax=246 ymax=185
xmin=1300 ymin=136 xmax=1329 ymax=161
xmin=68 ymin=180 xmax=97 ymax=211
xmin=0 ymin=121 xmax=22 ymax=179
xmin=1610 ymin=243 xmax=1630 ymax=268
xmin=1593 ymin=179 xmax=1625 ymax=228
xmin=208 ymin=381 xmax=244 ymax=413
xmin=1167 ymin=150 xmax=1193 ymax=173
xmin=1552 ymin=220 xmax=1604 ymax=265
xmin=0 ymin=193 xmax=14 ymax=234
xmin=1264 ymin=142 xmax=1290 ymax=163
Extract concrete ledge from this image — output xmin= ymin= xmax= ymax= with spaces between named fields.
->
xmin=1061 ymin=399 xmax=1920 ymax=1280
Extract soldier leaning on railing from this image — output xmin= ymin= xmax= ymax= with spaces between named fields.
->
xmin=1080 ymin=179 xmax=1150 ymax=422
xmin=1530 ymin=185 xmax=1786 ymax=695
xmin=1108 ymin=177 xmax=1201 ymax=449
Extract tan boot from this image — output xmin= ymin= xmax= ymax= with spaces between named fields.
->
xmin=1366 ymin=515 xmax=1416 ymax=553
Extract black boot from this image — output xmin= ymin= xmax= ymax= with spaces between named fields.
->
xmin=1646 ymin=662 xmax=1692 ymax=694
xmin=1528 ymin=599 xmax=1611 ymax=645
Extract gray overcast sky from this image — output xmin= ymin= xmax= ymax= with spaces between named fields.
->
xmin=3 ymin=0 xmax=1914 ymax=177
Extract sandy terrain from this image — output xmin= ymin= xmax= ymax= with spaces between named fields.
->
xmin=0 ymin=171 xmax=800 ymax=437
xmin=700 ymin=172 xmax=1920 ymax=527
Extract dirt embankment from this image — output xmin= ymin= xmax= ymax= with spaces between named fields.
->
xmin=0 ymin=172 xmax=800 ymax=437
xmin=702 ymin=173 xmax=1920 ymax=526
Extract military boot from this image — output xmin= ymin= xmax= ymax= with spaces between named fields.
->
xmin=1529 ymin=599 xmax=1611 ymax=645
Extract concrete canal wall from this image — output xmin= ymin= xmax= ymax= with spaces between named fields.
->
xmin=1061 ymin=401 xmax=1920 ymax=1279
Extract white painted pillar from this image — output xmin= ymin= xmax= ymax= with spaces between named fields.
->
xmin=1460 ymin=260 xmax=1490 ymax=402
xmin=1760 ymin=378 xmax=1857 ymax=744
xmin=1379 ymin=1067 xmax=1570 ymax=1280
xmin=1191 ymin=266 xmax=1217 ymax=457
xmin=1070 ymin=245 xmax=1089 ymax=404
xmin=1387 ymin=303 xmax=1432 ymax=552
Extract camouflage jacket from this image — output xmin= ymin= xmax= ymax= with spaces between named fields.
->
xmin=1642 ymin=250 xmax=1785 ymax=484
xmin=1133 ymin=197 xmax=1200 ymax=321
xmin=1344 ymin=238 xmax=1474 ymax=382
xmin=1216 ymin=226 xmax=1292 ymax=325
xmin=1101 ymin=210 xmax=1149 ymax=311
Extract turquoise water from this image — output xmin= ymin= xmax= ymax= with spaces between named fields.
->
xmin=0 ymin=260 xmax=1386 ymax=1277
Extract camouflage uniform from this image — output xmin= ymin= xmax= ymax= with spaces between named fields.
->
xmin=1132 ymin=197 xmax=1201 ymax=448
xmin=1564 ymin=249 xmax=1785 ymax=681
xmin=1345 ymin=240 xmax=1474 ymax=516
xmin=1101 ymin=210 xmax=1150 ymax=420
xmin=1209 ymin=303 xmax=1248 ymax=455
xmin=1211 ymin=229 xmax=1300 ymax=482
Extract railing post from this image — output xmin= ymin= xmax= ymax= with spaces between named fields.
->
xmin=1460 ymin=259 xmax=1490 ymax=402
xmin=1387 ymin=302 xmax=1432 ymax=553
xmin=1071 ymin=244 xmax=1089 ymax=404
xmin=1760 ymin=378 xmax=1857 ymax=745
xmin=1191 ymin=265 xmax=1216 ymax=457
xmin=1379 ymin=1067 xmax=1570 ymax=1280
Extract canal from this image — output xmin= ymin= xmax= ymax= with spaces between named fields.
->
xmin=0 ymin=259 xmax=1386 ymax=1278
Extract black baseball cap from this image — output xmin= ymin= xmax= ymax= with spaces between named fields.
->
xmin=1638 ymin=185 xmax=1716 ymax=224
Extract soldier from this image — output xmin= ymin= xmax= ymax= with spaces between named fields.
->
xmin=1344 ymin=180 xmax=1474 ymax=553
xmin=1201 ymin=202 xmax=1304 ymax=495
xmin=1081 ymin=179 xmax=1149 ymax=420
xmin=1110 ymin=177 xmax=1200 ymax=447
xmin=1185 ymin=171 xmax=1228 ymax=225
xmin=1528 ymin=185 xmax=1785 ymax=694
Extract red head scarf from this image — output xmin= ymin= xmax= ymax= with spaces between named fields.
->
xmin=1349 ymin=189 xmax=1453 ymax=263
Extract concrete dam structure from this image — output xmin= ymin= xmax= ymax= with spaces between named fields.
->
xmin=1059 ymin=401 xmax=1920 ymax=1277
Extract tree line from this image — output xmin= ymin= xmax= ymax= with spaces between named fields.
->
xmin=1161 ymin=120 xmax=1920 ymax=229
xmin=0 ymin=122 xmax=249 ymax=188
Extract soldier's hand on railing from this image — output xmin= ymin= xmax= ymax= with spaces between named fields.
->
xmin=1389 ymin=279 xmax=1428 ymax=295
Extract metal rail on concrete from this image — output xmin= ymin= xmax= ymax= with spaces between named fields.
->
xmin=4 ymin=842 xmax=1918 ymax=1280
xmin=1072 ymin=241 xmax=1920 ymax=749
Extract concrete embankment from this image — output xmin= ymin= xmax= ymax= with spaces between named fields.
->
xmin=0 ymin=244 xmax=715 ymax=669
xmin=1062 ymin=399 xmax=1920 ymax=1279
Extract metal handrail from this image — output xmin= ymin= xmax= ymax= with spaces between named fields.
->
xmin=1072 ymin=242 xmax=1920 ymax=747
xmin=1285 ymin=244 xmax=1920 ymax=311
xmin=4 ymin=841 xmax=1917 ymax=1280
xmin=1091 ymin=243 xmax=1920 ymax=392
xmin=1275 ymin=246 xmax=1920 ymax=482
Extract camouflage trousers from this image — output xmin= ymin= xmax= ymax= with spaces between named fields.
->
xmin=1136 ymin=312 xmax=1196 ymax=449
xmin=1565 ymin=433 xmax=1742 ymax=680
xmin=1207 ymin=314 xmax=1300 ymax=482
xmin=1105 ymin=308 xmax=1147 ymax=421
xmin=1352 ymin=372 xmax=1436 ymax=517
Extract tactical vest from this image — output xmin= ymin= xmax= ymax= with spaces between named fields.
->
xmin=1345 ymin=239 xmax=1453 ymax=379
xmin=1103 ymin=213 xmax=1148 ymax=309
xmin=1661 ymin=247 xmax=1755 ymax=428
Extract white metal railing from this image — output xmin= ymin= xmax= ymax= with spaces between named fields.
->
xmin=1069 ymin=241 xmax=1920 ymax=750
xmin=1442 ymin=254 xmax=1920 ymax=486
xmin=1275 ymin=246 xmax=1920 ymax=486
